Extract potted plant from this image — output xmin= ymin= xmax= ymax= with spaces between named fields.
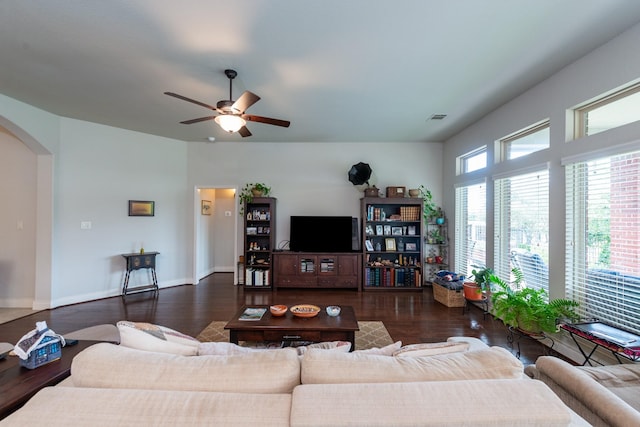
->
xmin=463 ymin=266 xmax=493 ymax=301
xmin=489 ymin=268 xmax=580 ymax=335
xmin=418 ymin=185 xmax=438 ymax=223
xmin=238 ymin=183 xmax=271 ymax=215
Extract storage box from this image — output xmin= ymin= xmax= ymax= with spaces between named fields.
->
xmin=432 ymin=282 xmax=466 ymax=307
xmin=386 ymin=186 xmax=406 ymax=198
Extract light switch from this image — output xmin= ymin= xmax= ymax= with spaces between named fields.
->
xmin=80 ymin=221 xmax=92 ymax=229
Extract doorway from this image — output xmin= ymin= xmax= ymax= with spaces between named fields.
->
xmin=193 ymin=187 xmax=239 ymax=285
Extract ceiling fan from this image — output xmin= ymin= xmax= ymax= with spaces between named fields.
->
xmin=164 ymin=69 xmax=290 ymax=137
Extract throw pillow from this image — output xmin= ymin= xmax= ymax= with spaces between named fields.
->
xmin=295 ymin=341 xmax=351 ymax=355
xmin=393 ymin=341 xmax=470 ymax=357
xmin=197 ymin=342 xmax=255 ymax=355
xmin=117 ymin=321 xmax=200 ymax=356
xmin=353 ymin=340 xmax=402 ymax=356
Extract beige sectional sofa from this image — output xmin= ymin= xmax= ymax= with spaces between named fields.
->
xmin=526 ymin=355 xmax=640 ymax=427
xmin=2 ymin=340 xmax=589 ymax=426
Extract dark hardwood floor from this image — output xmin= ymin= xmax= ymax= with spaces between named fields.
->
xmin=0 ymin=273 xmax=550 ymax=365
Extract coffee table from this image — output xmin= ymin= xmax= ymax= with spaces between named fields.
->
xmin=0 ymin=340 xmax=98 ymax=419
xmin=225 ymin=305 xmax=359 ymax=350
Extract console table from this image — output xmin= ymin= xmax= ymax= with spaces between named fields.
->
xmin=560 ymin=321 xmax=640 ymax=365
xmin=121 ymin=251 xmax=159 ymax=297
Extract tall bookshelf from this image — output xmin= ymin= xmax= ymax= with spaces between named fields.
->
xmin=361 ymin=197 xmax=423 ymax=290
xmin=243 ymin=197 xmax=276 ymax=289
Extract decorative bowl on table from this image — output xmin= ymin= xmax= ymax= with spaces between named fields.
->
xmin=326 ymin=305 xmax=341 ymax=317
xmin=270 ymin=305 xmax=288 ymax=317
xmin=290 ymin=304 xmax=321 ymax=318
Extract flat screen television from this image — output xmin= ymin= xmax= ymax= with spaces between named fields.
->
xmin=289 ymin=216 xmax=356 ymax=252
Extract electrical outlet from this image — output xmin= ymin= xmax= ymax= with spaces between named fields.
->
xmin=80 ymin=221 xmax=92 ymax=230
xmin=225 ymin=211 xmax=232 ymax=217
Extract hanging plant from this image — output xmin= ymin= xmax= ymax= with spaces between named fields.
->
xmin=239 ymin=183 xmax=271 ymax=215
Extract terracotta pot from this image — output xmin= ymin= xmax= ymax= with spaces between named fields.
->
xmin=463 ymin=282 xmax=484 ymax=301
xmin=251 ymin=188 xmax=264 ymax=197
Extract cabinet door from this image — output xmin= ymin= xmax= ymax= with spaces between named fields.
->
xmin=337 ymin=255 xmax=358 ymax=276
xmin=274 ymin=254 xmax=298 ymax=276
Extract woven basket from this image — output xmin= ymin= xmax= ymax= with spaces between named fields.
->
xmin=432 ymin=282 xmax=465 ymax=307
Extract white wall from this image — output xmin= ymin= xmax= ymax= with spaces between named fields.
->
xmin=0 ymin=128 xmax=37 ymax=306
xmin=187 ymin=141 xmax=444 ymax=256
xmin=443 ymin=22 xmax=640 ymax=300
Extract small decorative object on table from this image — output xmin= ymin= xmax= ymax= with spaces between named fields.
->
xmin=326 ymin=306 xmax=341 ymax=317
xmin=13 ymin=321 xmax=65 ymax=369
xmin=290 ymin=304 xmax=321 ymax=318
xmin=270 ymin=305 xmax=288 ymax=317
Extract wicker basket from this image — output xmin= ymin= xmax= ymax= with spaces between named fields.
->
xmin=432 ymin=282 xmax=466 ymax=307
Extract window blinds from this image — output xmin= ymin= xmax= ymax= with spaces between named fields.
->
xmin=494 ymin=168 xmax=549 ymax=291
xmin=565 ymin=150 xmax=640 ymax=334
xmin=455 ymin=182 xmax=486 ymax=277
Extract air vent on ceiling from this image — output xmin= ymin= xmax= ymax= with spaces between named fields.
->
xmin=428 ymin=114 xmax=447 ymax=121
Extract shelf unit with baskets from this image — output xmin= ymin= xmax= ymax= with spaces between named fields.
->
xmin=361 ymin=197 xmax=423 ymax=290
xmin=243 ymin=197 xmax=276 ymax=289
xmin=425 ymin=217 xmax=448 ymax=283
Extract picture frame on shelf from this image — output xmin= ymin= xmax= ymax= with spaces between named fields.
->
xmin=384 ymin=225 xmax=392 ymax=235
xmin=391 ymin=226 xmax=403 ymax=236
xmin=365 ymin=225 xmax=374 ymax=235
xmin=365 ymin=240 xmax=374 ymax=251
xmin=246 ymin=227 xmax=257 ymax=235
xmin=405 ymin=242 xmax=417 ymax=251
xmin=408 ymin=225 xmax=416 ymax=235
xmin=385 ymin=238 xmax=396 ymax=251
xmin=376 ymin=225 xmax=383 ymax=235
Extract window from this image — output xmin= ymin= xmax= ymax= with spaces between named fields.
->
xmin=499 ymin=122 xmax=550 ymax=160
xmin=565 ymin=149 xmax=640 ymax=334
xmin=494 ymin=167 xmax=549 ymax=292
xmin=455 ymin=182 xmax=486 ymax=277
xmin=575 ymin=82 xmax=640 ymax=137
xmin=458 ymin=147 xmax=486 ymax=174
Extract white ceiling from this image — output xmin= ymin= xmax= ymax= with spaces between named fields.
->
xmin=2 ymin=0 xmax=640 ymax=143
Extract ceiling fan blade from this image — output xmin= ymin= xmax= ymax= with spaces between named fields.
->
xmin=243 ymin=114 xmax=290 ymax=128
xmin=164 ymin=92 xmax=217 ymax=111
xmin=238 ymin=126 xmax=252 ymax=138
xmin=180 ymin=116 xmax=217 ymax=125
xmin=231 ymin=91 xmax=260 ymax=114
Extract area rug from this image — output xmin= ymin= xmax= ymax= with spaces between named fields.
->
xmin=196 ymin=320 xmax=394 ymax=350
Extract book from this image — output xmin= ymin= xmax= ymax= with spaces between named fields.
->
xmin=239 ymin=307 xmax=267 ymax=321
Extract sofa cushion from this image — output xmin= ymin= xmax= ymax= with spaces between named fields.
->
xmin=1 ymin=387 xmax=291 ymax=427
xmin=117 ymin=321 xmax=200 ymax=356
xmin=301 ymin=346 xmax=523 ymax=384
xmin=197 ymin=341 xmax=351 ymax=356
xmin=71 ymin=343 xmax=301 ymax=393
xmin=291 ymin=379 xmax=576 ymax=426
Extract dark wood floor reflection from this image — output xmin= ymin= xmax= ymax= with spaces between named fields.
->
xmin=0 ymin=273 xmax=549 ymax=365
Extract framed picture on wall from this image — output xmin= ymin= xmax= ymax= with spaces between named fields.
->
xmin=201 ymin=200 xmax=212 ymax=215
xmin=128 ymin=200 xmax=155 ymax=217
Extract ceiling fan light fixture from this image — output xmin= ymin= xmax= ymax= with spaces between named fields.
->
xmin=215 ymin=114 xmax=246 ymax=133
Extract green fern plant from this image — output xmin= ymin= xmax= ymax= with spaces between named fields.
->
xmin=489 ymin=268 xmax=579 ymax=334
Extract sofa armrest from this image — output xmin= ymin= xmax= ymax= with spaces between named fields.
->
xmin=533 ymin=356 xmax=640 ymax=427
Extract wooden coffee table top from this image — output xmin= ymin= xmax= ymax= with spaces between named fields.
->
xmin=225 ymin=305 xmax=358 ymax=332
